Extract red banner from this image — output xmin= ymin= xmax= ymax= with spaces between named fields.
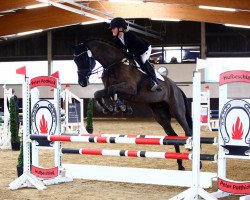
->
xmin=219 ymin=70 xmax=250 ymax=85
xmin=30 ymin=76 xmax=57 ymax=89
xmin=218 ymin=178 xmax=250 ymax=194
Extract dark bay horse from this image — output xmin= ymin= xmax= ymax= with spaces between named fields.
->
xmin=73 ymin=39 xmax=193 ymax=170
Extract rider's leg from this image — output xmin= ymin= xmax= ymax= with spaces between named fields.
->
xmin=142 ymin=60 xmax=162 ymax=91
xmin=140 ymin=46 xmax=162 ymax=92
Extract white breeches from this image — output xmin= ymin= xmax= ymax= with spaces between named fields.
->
xmin=140 ymin=45 xmax=152 ymax=64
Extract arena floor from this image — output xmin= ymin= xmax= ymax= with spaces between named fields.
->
xmin=0 ymin=119 xmax=248 ymax=200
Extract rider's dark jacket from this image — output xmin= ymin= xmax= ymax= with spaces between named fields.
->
xmin=113 ymin=31 xmax=150 ymax=57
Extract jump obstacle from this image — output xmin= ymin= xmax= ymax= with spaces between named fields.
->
xmin=61 ymin=88 xmax=87 ymax=134
xmin=0 ymin=84 xmax=86 ymax=150
xmin=9 ymin=63 xmax=250 ymax=199
xmin=0 ymin=86 xmax=12 ymax=149
xmin=9 ymin=70 xmax=217 ymax=195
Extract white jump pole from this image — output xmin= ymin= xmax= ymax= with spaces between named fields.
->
xmin=9 ymin=76 xmax=46 ymax=190
xmin=170 ymin=71 xmax=217 ymax=200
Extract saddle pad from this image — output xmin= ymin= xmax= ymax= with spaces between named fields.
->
xmin=135 ymin=62 xmax=165 ymax=81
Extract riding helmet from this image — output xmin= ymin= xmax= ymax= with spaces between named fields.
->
xmin=109 ymin=17 xmax=127 ymax=29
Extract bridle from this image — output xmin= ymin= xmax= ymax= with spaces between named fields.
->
xmin=74 ymin=48 xmax=101 ymax=77
xmin=73 ymin=41 xmax=135 ymax=77
xmin=74 ymin=46 xmax=132 ymax=77
xmin=73 ymin=50 xmax=88 ymax=57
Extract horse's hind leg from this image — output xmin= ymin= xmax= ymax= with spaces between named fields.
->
xmin=149 ymin=104 xmax=185 ymax=170
xmin=175 ymin=113 xmax=192 ymax=137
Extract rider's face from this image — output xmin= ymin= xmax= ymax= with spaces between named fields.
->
xmin=111 ymin=27 xmax=119 ymax=37
xmin=111 ymin=27 xmax=124 ymax=37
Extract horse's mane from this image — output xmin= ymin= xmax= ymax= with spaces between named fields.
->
xmin=84 ymin=37 xmax=124 ymax=53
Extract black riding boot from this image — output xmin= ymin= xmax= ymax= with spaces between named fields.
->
xmin=143 ymin=61 xmax=162 ymax=92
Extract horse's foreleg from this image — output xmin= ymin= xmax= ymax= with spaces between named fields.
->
xmin=94 ymin=89 xmax=114 ymax=114
xmin=113 ymin=94 xmax=126 ymax=112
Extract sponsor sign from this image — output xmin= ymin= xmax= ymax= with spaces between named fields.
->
xmin=32 ymin=165 xmax=58 ymax=178
xmin=220 ymin=99 xmax=250 ymax=156
xmin=218 ymin=178 xmax=250 ymax=195
xmin=30 ymin=76 xmax=57 ymax=89
xmin=67 ymin=103 xmax=81 ymax=124
xmin=219 ymin=70 xmax=250 ymax=85
xmin=31 ymin=100 xmax=57 ymax=135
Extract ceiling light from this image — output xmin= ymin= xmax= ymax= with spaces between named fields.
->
xmin=81 ymin=20 xmax=108 ymax=25
xmin=25 ymin=3 xmax=50 ymax=9
xmin=199 ymin=5 xmax=236 ymax=12
xmin=225 ymin=24 xmax=250 ymax=29
xmin=151 ymin=18 xmax=180 ymax=22
xmin=17 ymin=29 xmax=43 ymax=36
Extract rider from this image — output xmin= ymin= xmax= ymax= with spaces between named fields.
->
xmin=109 ymin=17 xmax=162 ymax=92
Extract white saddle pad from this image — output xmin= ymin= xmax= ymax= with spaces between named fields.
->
xmin=135 ymin=62 xmax=165 ymax=81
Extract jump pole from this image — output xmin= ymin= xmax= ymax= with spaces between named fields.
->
xmin=76 ymin=133 xmax=217 ymax=145
xmin=170 ymin=71 xmax=217 ymax=200
xmin=30 ymin=134 xmax=216 ymax=149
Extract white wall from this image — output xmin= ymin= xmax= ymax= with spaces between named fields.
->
xmin=1 ymin=62 xmax=250 ymax=99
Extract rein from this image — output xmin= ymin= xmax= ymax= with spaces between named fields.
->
xmin=103 ymin=58 xmax=127 ymax=73
xmin=74 ymin=44 xmax=136 ymax=77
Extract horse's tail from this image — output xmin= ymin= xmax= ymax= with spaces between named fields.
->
xmin=180 ymin=89 xmax=193 ymax=130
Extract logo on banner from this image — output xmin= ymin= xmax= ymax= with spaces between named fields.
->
xmin=219 ymin=99 xmax=250 ymax=156
xmin=31 ymin=100 xmax=57 ymax=136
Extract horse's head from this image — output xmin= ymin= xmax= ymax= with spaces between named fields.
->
xmin=73 ymin=43 xmax=96 ymax=87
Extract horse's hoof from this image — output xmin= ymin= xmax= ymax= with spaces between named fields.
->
xmin=102 ymin=109 xmax=109 ymax=114
xmin=123 ymin=106 xmax=133 ymax=115
xmin=119 ymin=105 xmax=126 ymax=112
xmin=113 ymin=106 xmax=119 ymax=113
xmin=178 ymin=166 xmax=185 ymax=171
xmin=107 ymin=105 xmax=114 ymax=112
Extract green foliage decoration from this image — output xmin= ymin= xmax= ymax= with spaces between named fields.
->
xmin=86 ymin=98 xmax=93 ymax=133
xmin=9 ymin=97 xmax=20 ymax=144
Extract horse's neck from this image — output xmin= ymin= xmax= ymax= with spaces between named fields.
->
xmin=88 ymin=40 xmax=124 ymax=67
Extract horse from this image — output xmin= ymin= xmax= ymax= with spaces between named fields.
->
xmin=73 ymin=38 xmax=193 ymax=170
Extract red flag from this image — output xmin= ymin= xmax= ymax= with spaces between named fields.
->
xmin=65 ymin=84 xmax=70 ymax=88
xmin=51 ymin=71 xmax=59 ymax=79
xmin=16 ymin=66 xmax=26 ymax=76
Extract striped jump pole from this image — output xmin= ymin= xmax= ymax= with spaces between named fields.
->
xmin=61 ymin=148 xmax=217 ymax=161
xmin=65 ymin=133 xmax=217 ymax=145
xmin=30 ymin=134 xmax=191 ymax=146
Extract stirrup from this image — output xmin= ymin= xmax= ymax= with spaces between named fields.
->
xmin=151 ymin=82 xmax=162 ymax=92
